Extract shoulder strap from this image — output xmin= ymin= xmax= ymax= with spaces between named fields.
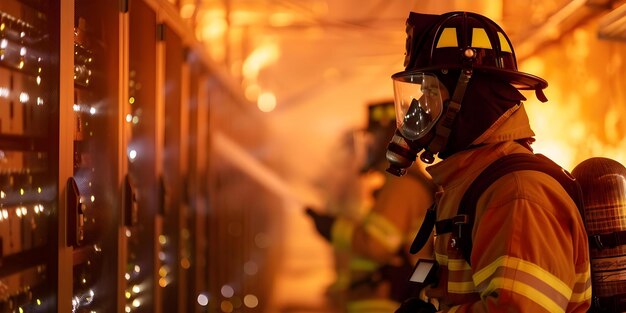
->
xmin=450 ymin=153 xmax=582 ymax=265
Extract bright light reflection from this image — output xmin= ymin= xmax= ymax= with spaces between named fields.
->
xmin=197 ymin=293 xmax=209 ymax=306
xmin=243 ymin=294 xmax=259 ymax=308
xmin=19 ymin=92 xmax=29 ymax=103
xmin=128 ymin=149 xmax=137 ymax=161
xmin=220 ymin=300 xmax=233 ymax=313
xmin=244 ymin=84 xmax=260 ymax=102
xmin=257 ymin=92 xmax=276 ymax=112
xmin=180 ymin=3 xmax=196 ymax=19
xmin=221 ymin=285 xmax=234 ymax=298
xmin=201 ymin=17 xmax=227 ymax=41
xmin=242 ymin=43 xmax=280 ymax=81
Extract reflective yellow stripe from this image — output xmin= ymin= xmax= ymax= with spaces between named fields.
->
xmin=473 ymin=255 xmax=572 ymax=300
xmin=571 ymin=269 xmax=592 ymax=302
xmin=363 ymin=212 xmax=402 ymax=252
xmin=498 ymin=32 xmax=512 ymax=53
xmin=436 ymin=28 xmax=458 ymax=48
xmin=331 ymin=217 xmax=355 ymax=250
xmin=570 ymin=286 xmax=592 ymax=303
xmin=489 ymin=277 xmax=566 ymax=313
xmin=471 ymin=28 xmax=492 ymax=49
xmin=473 ymin=255 xmax=576 ymax=312
xmin=448 ymin=258 xmax=471 ymax=271
xmin=436 ymin=252 xmax=448 ymax=266
xmin=448 ymin=281 xmax=476 ymax=294
xmin=347 ymin=299 xmax=399 ymax=313
xmin=350 ymin=257 xmax=379 ymax=271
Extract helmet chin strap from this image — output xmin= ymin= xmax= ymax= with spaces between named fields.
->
xmin=420 ymin=50 xmax=475 ymax=163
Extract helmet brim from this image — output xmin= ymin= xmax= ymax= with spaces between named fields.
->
xmin=479 ymin=67 xmax=548 ymax=91
xmin=393 ymin=66 xmax=547 ymax=91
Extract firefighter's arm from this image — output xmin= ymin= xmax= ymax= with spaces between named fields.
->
xmin=304 ymin=205 xmax=400 ymax=262
xmin=348 ymin=174 xmax=434 ymax=263
xmin=441 ymin=196 xmax=591 ymax=312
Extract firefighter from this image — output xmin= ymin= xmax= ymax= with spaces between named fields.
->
xmin=306 ymin=101 xmax=437 ymax=313
xmin=386 ymin=11 xmax=592 ymax=312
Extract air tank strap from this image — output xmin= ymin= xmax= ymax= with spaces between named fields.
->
xmin=409 ymin=203 xmax=436 ymax=254
xmin=590 ymin=230 xmax=626 ymax=249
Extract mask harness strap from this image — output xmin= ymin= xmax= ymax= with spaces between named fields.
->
xmin=420 ymin=49 xmax=475 ymax=164
xmin=409 ymin=49 xmax=475 ymax=255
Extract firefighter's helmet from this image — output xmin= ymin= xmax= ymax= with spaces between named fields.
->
xmin=361 ymin=101 xmax=397 ymax=173
xmin=391 ymin=11 xmax=546 ymax=147
xmin=397 ymin=11 xmax=547 ymax=92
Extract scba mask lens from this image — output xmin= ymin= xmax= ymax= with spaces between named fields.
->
xmin=392 ymin=72 xmax=444 ymax=141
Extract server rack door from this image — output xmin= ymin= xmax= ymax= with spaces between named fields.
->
xmin=69 ymin=0 xmax=122 ymax=311
xmin=126 ymin=0 xmax=159 ymax=312
xmin=187 ymin=59 xmax=209 ymax=313
xmin=0 ymin=0 xmax=60 ymax=311
xmin=196 ymin=74 xmax=211 ymax=313
xmin=159 ymin=22 xmax=189 ymax=313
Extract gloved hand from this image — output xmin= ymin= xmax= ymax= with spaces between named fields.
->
xmin=394 ymin=297 xmax=437 ymax=313
xmin=304 ymin=207 xmax=336 ymax=242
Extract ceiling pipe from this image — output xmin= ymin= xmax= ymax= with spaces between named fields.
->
xmin=598 ymin=1 xmax=626 ymax=40
xmin=514 ymin=0 xmax=616 ymax=61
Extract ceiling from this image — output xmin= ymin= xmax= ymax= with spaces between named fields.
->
xmin=190 ymin=0 xmax=580 ymax=206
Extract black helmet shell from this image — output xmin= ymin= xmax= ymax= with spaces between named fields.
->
xmin=399 ymin=11 xmax=547 ymax=92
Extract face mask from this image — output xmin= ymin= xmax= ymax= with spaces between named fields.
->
xmin=392 ymin=72 xmax=444 ymax=141
xmin=385 ymin=73 xmax=448 ymax=176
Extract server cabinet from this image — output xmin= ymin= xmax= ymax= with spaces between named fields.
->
xmin=69 ymin=0 xmax=122 ymax=311
xmin=159 ymin=23 xmax=190 ymax=313
xmin=187 ymin=58 xmax=210 ymax=313
xmin=0 ymin=0 xmax=59 ymax=312
xmin=125 ymin=0 xmax=160 ymax=312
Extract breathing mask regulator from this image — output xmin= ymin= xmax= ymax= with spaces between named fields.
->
xmin=386 ymin=11 xmax=549 ymax=177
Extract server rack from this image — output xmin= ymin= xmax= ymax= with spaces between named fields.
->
xmin=0 ymin=0 xmax=60 ymax=311
xmin=124 ymin=0 xmax=160 ymax=312
xmin=0 ymin=0 xmax=280 ymax=312
xmin=160 ymin=22 xmax=187 ymax=313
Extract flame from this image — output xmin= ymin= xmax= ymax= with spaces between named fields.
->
xmin=520 ymin=23 xmax=626 ymax=171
